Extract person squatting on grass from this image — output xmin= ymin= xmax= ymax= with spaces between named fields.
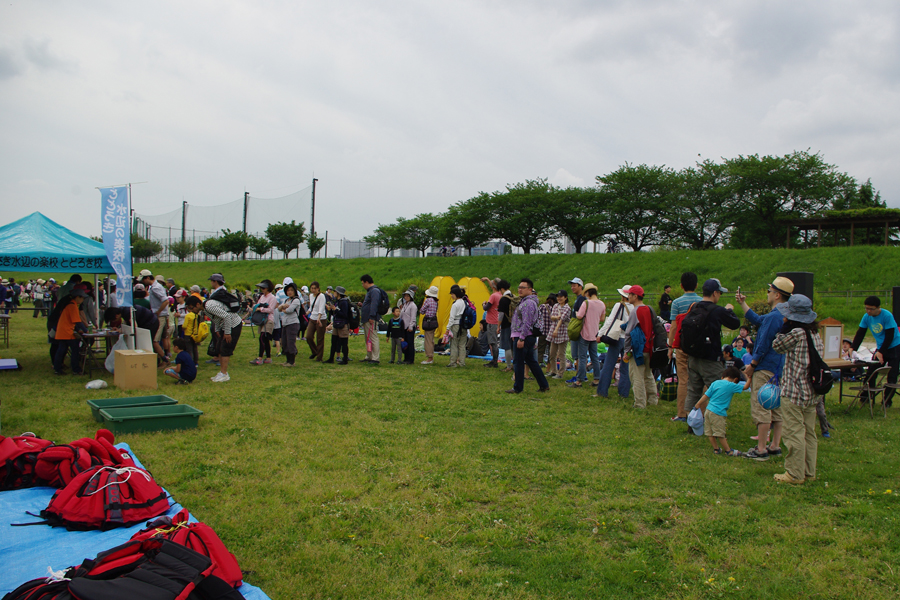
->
xmin=164 ymin=338 xmax=197 ymax=384
xmin=736 ymin=276 xmax=793 ymax=462
xmin=694 ymin=366 xmax=748 ymax=456
xmin=771 ymin=294 xmax=824 ymax=485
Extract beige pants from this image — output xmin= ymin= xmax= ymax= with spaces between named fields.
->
xmin=782 ymin=399 xmax=817 ymax=481
xmin=547 ymin=342 xmax=567 ymax=376
xmin=364 ymin=320 xmax=380 ymax=362
xmin=675 ymin=349 xmax=689 ymax=418
xmin=631 ymin=361 xmax=658 ymax=409
xmin=448 ymin=325 xmax=466 ymax=366
xmin=423 ymin=329 xmax=435 ymax=360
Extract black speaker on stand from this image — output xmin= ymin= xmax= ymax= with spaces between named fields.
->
xmin=777 ymin=272 xmax=814 ymax=304
xmin=893 ymin=286 xmax=900 ymax=317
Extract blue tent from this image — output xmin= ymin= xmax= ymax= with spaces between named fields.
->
xmin=0 ymin=212 xmax=113 ymax=273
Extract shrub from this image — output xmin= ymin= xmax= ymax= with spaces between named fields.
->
xmin=393 ymin=278 xmax=430 ymax=308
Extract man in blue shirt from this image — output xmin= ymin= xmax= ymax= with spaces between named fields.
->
xmin=852 ymin=295 xmax=900 ymax=407
xmin=667 ymin=272 xmax=701 ymax=422
xmin=736 ymin=276 xmax=793 ymax=461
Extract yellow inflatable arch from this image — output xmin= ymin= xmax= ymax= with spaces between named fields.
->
xmin=419 ymin=276 xmax=491 ymax=337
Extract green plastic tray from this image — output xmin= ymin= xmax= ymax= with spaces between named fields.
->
xmin=87 ymin=395 xmax=179 ymax=422
xmin=98 ymin=404 xmax=203 ymax=434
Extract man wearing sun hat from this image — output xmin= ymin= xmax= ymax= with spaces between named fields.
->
xmin=683 ymin=278 xmax=741 ymax=427
xmin=735 ymin=275 xmax=794 ymax=461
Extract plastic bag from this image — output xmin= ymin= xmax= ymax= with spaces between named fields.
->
xmin=104 ymin=335 xmax=129 ymax=373
xmin=85 ymin=380 xmax=108 ymax=390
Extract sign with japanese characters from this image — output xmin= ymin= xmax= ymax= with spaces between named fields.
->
xmin=100 ymin=186 xmax=133 ymax=308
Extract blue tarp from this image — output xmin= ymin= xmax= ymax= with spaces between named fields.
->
xmin=0 ymin=443 xmax=270 ymax=600
xmin=0 ymin=212 xmax=113 ymax=273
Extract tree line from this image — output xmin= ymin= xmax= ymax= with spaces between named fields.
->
xmin=364 ymin=150 xmax=891 ymax=255
xmin=128 ymin=221 xmax=326 ymax=262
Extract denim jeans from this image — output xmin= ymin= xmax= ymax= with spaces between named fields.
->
xmin=514 ymin=335 xmax=550 ymax=392
xmin=576 ymin=339 xmax=600 ymax=383
xmin=596 ymin=338 xmax=631 ymax=398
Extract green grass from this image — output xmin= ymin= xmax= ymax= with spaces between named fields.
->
xmin=2 ymin=312 xmax=898 ymax=599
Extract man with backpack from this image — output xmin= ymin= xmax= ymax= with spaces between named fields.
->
xmin=681 ymin=278 xmax=741 ymax=428
xmin=735 ymin=276 xmax=793 ymax=461
xmin=360 ymin=274 xmax=387 ymax=364
xmin=668 ymin=272 xmax=702 ymax=422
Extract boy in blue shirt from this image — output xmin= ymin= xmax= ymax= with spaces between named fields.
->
xmin=164 ymin=338 xmax=197 ymax=384
xmin=696 ymin=366 xmax=748 ymax=456
xmin=851 ymin=295 xmax=900 ymax=407
xmin=386 ymin=306 xmax=404 ymax=364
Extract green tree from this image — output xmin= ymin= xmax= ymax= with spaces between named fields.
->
xmin=597 ymin=164 xmax=675 ymax=251
xmin=247 ymin=235 xmax=273 ymax=258
xmin=396 ymin=213 xmax=443 ymax=257
xmin=266 ymin=221 xmax=307 ymax=259
xmin=219 ymin=229 xmax=250 ymax=259
xmin=168 ymin=240 xmax=197 ymax=262
xmin=198 ymin=237 xmax=225 ymax=261
xmin=131 ymin=235 xmax=162 ymax=262
xmin=440 ymin=196 xmax=493 ymax=255
xmin=307 ymin=231 xmax=326 ymax=258
xmin=663 ymin=160 xmax=737 ymax=250
xmin=725 ymin=151 xmax=857 ymax=249
xmin=363 ymin=222 xmax=404 ymax=256
xmin=490 ymin=178 xmax=555 ymax=254
xmin=546 ymin=186 xmax=608 ymax=253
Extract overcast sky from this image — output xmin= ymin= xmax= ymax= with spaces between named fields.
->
xmin=2 ymin=0 xmax=898 ymax=249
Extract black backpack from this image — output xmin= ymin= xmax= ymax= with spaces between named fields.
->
xmin=459 ymin=296 xmax=477 ymax=330
xmin=374 ymin=287 xmax=390 ymax=316
xmin=679 ymin=302 xmax=718 ymax=358
xmin=805 ymin=330 xmax=834 ymax=395
xmin=348 ymin=303 xmax=361 ymax=329
xmin=647 ymin=307 xmax=670 ymax=370
xmin=209 ymin=288 xmax=241 ymax=313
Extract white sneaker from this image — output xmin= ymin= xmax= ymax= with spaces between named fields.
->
xmin=421 ymin=359 xmax=433 ymax=364
xmin=211 ymin=372 xmax=230 ymax=382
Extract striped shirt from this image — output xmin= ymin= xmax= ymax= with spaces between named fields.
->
xmin=204 ymin=299 xmax=242 ymax=335
xmin=670 ymin=291 xmax=701 ymax=322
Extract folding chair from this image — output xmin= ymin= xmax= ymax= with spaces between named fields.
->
xmin=848 ymin=366 xmax=891 ymax=418
xmin=77 ymin=333 xmax=104 ymax=378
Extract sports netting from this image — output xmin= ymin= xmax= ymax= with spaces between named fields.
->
xmin=133 ymin=185 xmax=313 ymax=261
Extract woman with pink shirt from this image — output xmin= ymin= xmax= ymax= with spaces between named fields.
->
xmin=570 ymin=283 xmax=606 ymax=388
xmin=250 ymin=279 xmax=278 ymax=365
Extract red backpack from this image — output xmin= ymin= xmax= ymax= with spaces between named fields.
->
xmin=34 ymin=465 xmax=170 ymax=531
xmin=0 ymin=433 xmax=54 ymax=491
xmin=4 ymin=538 xmax=244 ymax=600
xmin=130 ymin=508 xmax=243 ymax=588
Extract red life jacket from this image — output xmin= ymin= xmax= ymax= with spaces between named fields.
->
xmin=34 ymin=429 xmax=136 ymax=488
xmin=37 ymin=465 xmax=170 ymax=531
xmin=0 ymin=433 xmax=54 ymax=491
xmin=130 ymin=508 xmax=243 ymax=588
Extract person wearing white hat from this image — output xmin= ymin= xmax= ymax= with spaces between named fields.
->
xmin=595 ymin=285 xmax=633 ymax=398
xmin=32 ymin=278 xmax=46 ymax=317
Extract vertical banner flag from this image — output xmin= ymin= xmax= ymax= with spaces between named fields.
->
xmin=100 ymin=186 xmax=133 ymax=308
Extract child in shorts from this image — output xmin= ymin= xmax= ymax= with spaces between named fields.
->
xmin=696 ymin=366 xmax=748 ymax=456
xmin=164 ymin=338 xmax=197 ymax=384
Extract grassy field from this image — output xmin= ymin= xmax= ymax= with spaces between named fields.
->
xmin=2 ymin=309 xmax=898 ymax=599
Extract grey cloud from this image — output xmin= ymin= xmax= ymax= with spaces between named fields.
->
xmin=0 ymin=48 xmax=23 ymax=80
xmin=22 ymin=39 xmax=75 ymax=73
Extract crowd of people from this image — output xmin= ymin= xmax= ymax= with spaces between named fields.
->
xmin=8 ymin=265 xmax=899 ymax=485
